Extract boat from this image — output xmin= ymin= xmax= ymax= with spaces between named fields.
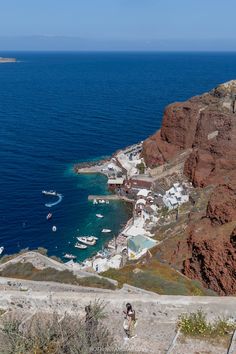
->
xmin=0 ymin=246 xmax=4 ymax=255
xmin=52 ymin=226 xmax=57 ymax=232
xmin=102 ymin=228 xmax=111 ymax=233
xmin=96 ymin=214 xmax=104 ymax=218
xmin=105 ymin=200 xmax=109 ymax=204
xmin=42 ymin=190 xmax=57 ymax=196
xmin=93 ymin=199 xmax=98 ymax=205
xmin=77 ymin=236 xmax=96 ymax=246
xmin=64 ymin=254 xmax=77 ymax=260
xmin=75 ymin=242 xmax=87 ymax=249
xmin=99 ymin=199 xmax=105 ymax=204
xmin=46 ymin=213 xmax=52 ymax=220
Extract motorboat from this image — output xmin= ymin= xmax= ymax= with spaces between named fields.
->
xmin=42 ymin=190 xmax=57 ymax=196
xmin=102 ymin=228 xmax=111 ymax=233
xmin=99 ymin=199 xmax=105 ymax=204
xmin=93 ymin=199 xmax=98 ymax=205
xmin=105 ymin=200 xmax=109 ymax=204
xmin=96 ymin=214 xmax=104 ymax=218
xmin=46 ymin=213 xmax=52 ymax=220
xmin=75 ymin=242 xmax=87 ymax=249
xmin=0 ymin=246 xmax=4 ymax=255
xmin=77 ymin=236 xmax=96 ymax=246
xmin=52 ymin=226 xmax=57 ymax=232
xmin=64 ymin=254 xmax=77 ymax=260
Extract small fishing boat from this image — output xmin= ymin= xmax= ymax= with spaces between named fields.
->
xmin=77 ymin=236 xmax=96 ymax=246
xmin=102 ymin=228 xmax=111 ymax=233
xmin=52 ymin=226 xmax=57 ymax=232
xmin=0 ymin=246 xmax=4 ymax=255
xmin=96 ymin=214 xmax=104 ymax=218
xmin=75 ymin=242 xmax=87 ymax=249
xmin=46 ymin=213 xmax=52 ymax=220
xmin=64 ymin=253 xmax=77 ymax=260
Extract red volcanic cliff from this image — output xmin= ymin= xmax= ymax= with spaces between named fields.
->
xmin=143 ymin=81 xmax=236 ymax=295
xmin=143 ymin=80 xmax=236 ymax=187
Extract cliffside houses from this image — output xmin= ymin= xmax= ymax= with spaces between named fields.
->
xmin=163 ymin=182 xmax=189 ymax=210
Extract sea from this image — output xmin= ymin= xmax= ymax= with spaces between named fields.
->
xmin=1 ymin=51 xmax=236 ymax=262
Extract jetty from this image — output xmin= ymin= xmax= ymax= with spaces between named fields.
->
xmin=88 ymin=195 xmax=134 ymax=203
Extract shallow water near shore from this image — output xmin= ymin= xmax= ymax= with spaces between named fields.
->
xmin=1 ymin=52 xmax=236 ymax=261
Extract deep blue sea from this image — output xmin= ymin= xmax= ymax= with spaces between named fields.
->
xmin=1 ymin=52 xmax=236 ymax=262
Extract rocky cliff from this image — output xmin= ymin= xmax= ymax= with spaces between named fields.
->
xmin=143 ymin=81 xmax=236 ymax=295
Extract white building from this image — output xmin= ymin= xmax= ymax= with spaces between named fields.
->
xmin=163 ymin=182 xmax=189 ymax=210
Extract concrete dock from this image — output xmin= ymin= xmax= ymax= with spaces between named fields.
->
xmin=88 ymin=195 xmax=134 ymax=203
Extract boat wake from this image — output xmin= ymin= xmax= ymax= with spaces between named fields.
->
xmin=45 ymin=194 xmax=63 ymax=208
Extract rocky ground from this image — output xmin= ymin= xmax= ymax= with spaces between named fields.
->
xmin=0 ymin=276 xmax=235 ymax=353
xmin=142 ymin=80 xmax=236 ymax=295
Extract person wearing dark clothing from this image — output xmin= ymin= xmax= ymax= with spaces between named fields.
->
xmin=123 ymin=303 xmax=137 ymax=339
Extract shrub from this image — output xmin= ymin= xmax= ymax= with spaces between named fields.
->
xmin=178 ymin=309 xmax=236 ymax=337
xmin=136 ymin=162 xmax=145 ymax=174
xmin=1 ymin=301 xmax=123 ymax=354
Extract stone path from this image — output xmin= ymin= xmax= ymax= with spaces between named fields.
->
xmin=0 ymin=277 xmax=235 ymax=353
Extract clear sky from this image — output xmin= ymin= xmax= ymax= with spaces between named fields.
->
xmin=1 ymin=0 xmax=236 ymax=51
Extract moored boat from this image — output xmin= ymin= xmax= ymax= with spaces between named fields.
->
xmin=77 ymin=236 xmax=96 ymax=246
xmin=52 ymin=226 xmax=57 ymax=232
xmin=93 ymin=199 xmax=98 ymax=205
xmin=102 ymin=228 xmax=111 ymax=233
xmin=96 ymin=214 xmax=104 ymax=218
xmin=64 ymin=253 xmax=77 ymax=259
xmin=46 ymin=213 xmax=52 ymax=220
xmin=0 ymin=246 xmax=4 ymax=255
xmin=75 ymin=242 xmax=87 ymax=249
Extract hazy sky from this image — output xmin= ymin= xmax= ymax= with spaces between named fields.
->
xmin=1 ymin=0 xmax=236 ymax=50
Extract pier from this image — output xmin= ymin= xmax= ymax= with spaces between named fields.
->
xmin=88 ymin=195 xmax=134 ymax=203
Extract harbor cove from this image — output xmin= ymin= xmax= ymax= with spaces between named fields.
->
xmin=1 ymin=52 xmax=236 ymax=278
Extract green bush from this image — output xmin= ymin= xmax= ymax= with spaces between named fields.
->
xmin=178 ymin=309 xmax=236 ymax=337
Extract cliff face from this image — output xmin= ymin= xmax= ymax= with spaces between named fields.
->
xmin=143 ymin=80 xmax=236 ymax=187
xmin=143 ymin=81 xmax=236 ymax=295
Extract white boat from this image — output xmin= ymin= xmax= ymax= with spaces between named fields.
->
xmin=46 ymin=213 xmax=52 ymax=220
xmin=77 ymin=237 xmax=96 ymax=246
xmin=64 ymin=253 xmax=77 ymax=259
xmin=42 ymin=190 xmax=57 ymax=196
xmin=99 ymin=199 xmax=105 ymax=204
xmin=96 ymin=214 xmax=104 ymax=218
xmin=102 ymin=228 xmax=111 ymax=233
xmin=52 ymin=226 xmax=57 ymax=232
xmin=75 ymin=242 xmax=87 ymax=249
xmin=106 ymin=200 xmax=109 ymax=204
xmin=93 ymin=199 xmax=98 ymax=205
xmin=0 ymin=246 xmax=4 ymax=255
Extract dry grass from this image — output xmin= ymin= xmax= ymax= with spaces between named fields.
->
xmin=102 ymin=259 xmax=215 ymax=295
xmin=0 ymin=300 xmax=123 ymax=354
xmin=0 ymin=262 xmax=116 ymax=290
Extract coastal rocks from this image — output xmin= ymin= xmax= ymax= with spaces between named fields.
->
xmin=182 ymin=219 xmax=236 ymax=295
xmin=143 ymin=80 xmax=236 ymax=294
xmin=143 ymin=80 xmax=236 ymax=187
xmin=206 ymin=180 xmax=236 ymax=225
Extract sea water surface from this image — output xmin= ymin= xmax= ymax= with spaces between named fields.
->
xmin=1 ymin=52 xmax=236 ymax=261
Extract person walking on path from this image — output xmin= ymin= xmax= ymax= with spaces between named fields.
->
xmin=123 ymin=303 xmax=137 ymax=339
